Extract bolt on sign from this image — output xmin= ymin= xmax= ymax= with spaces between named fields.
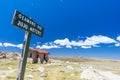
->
xmin=11 ymin=10 xmax=44 ymax=80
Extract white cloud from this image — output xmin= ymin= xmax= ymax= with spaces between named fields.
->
xmin=84 ymin=35 xmax=116 ymax=45
xmin=36 ymin=38 xmax=72 ymax=49
xmin=116 ymin=36 xmax=120 ymax=41
xmin=54 ymin=38 xmax=72 ymax=48
xmin=81 ymin=45 xmax=91 ymax=49
xmin=0 ymin=35 xmax=118 ymax=50
xmin=3 ymin=43 xmax=16 ymax=47
xmin=0 ymin=43 xmax=3 ymax=47
xmin=114 ymin=36 xmax=120 ymax=47
xmin=66 ymin=45 xmax=72 ymax=48
xmin=16 ymin=44 xmax=23 ymax=49
xmin=70 ymin=35 xmax=115 ymax=48
xmin=70 ymin=40 xmax=83 ymax=46
xmin=36 ymin=45 xmax=60 ymax=49
xmin=115 ymin=43 xmax=120 ymax=47
xmin=35 ymin=35 xmax=117 ymax=49
xmin=3 ymin=43 xmax=23 ymax=49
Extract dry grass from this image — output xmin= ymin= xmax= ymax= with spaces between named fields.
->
xmin=0 ymin=56 xmax=120 ymax=80
xmin=50 ymin=56 xmax=120 ymax=74
xmin=24 ymin=60 xmax=83 ymax=80
xmin=0 ymin=59 xmax=82 ymax=80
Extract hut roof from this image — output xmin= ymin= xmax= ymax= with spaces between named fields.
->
xmin=29 ymin=48 xmax=49 ymax=54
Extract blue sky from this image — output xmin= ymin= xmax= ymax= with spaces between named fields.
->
xmin=0 ymin=0 xmax=120 ymax=59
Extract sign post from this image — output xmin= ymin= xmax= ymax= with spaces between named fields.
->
xmin=11 ymin=10 xmax=44 ymax=80
xmin=17 ymin=31 xmax=31 ymax=80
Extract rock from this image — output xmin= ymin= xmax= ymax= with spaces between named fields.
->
xmin=0 ymin=71 xmax=6 ymax=78
xmin=98 ymin=70 xmax=120 ymax=80
xmin=39 ymin=77 xmax=44 ymax=80
xmin=0 ymin=52 xmax=20 ymax=59
xmin=27 ymin=74 xmax=34 ymax=79
xmin=38 ymin=67 xmax=45 ymax=72
xmin=8 ymin=67 xmax=12 ymax=70
xmin=40 ymin=73 xmax=47 ymax=77
xmin=66 ymin=61 xmax=69 ymax=64
xmin=0 ymin=70 xmax=16 ymax=79
xmin=73 ymin=62 xmax=79 ymax=65
xmin=80 ymin=67 xmax=120 ymax=80
xmin=80 ymin=68 xmax=105 ymax=80
xmin=0 ymin=53 xmax=7 ymax=59
xmin=70 ymin=73 xmax=75 ymax=76
xmin=66 ymin=65 xmax=74 ymax=71
xmin=49 ymin=59 xmax=55 ymax=63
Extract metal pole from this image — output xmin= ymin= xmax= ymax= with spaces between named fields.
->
xmin=16 ymin=31 xmax=31 ymax=80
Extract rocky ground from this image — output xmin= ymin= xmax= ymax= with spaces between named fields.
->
xmin=0 ymin=52 xmax=120 ymax=80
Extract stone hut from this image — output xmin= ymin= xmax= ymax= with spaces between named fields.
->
xmin=28 ymin=48 xmax=49 ymax=63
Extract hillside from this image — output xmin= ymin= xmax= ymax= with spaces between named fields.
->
xmin=0 ymin=52 xmax=120 ymax=80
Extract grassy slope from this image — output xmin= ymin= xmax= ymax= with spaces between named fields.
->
xmin=0 ymin=59 xmax=84 ymax=80
xmin=0 ymin=56 xmax=120 ymax=80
